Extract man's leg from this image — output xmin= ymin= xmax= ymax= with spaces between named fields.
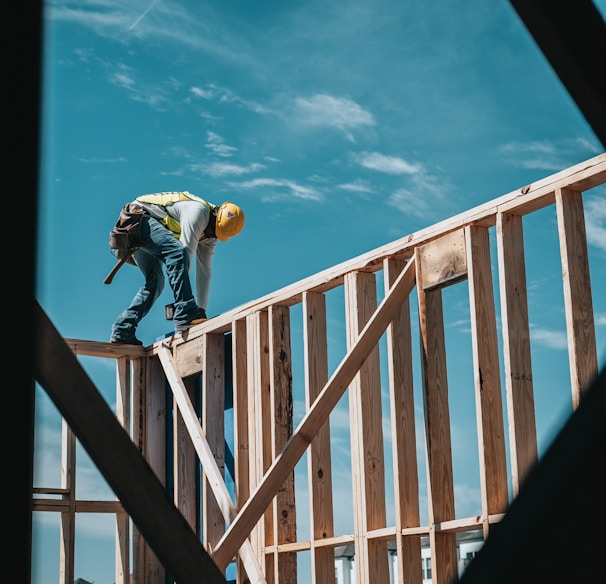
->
xmin=110 ymin=246 xmax=164 ymax=343
xmin=144 ymin=216 xmax=201 ymax=326
xmin=110 ymin=215 xmax=203 ymax=342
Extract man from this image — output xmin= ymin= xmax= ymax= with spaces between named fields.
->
xmin=110 ymin=191 xmax=244 ymax=345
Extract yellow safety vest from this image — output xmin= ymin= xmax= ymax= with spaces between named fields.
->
xmin=136 ymin=191 xmax=216 ymax=238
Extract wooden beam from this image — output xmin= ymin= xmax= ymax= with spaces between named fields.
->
xmin=496 ymin=212 xmax=537 ymax=495
xmin=33 ymin=298 xmax=227 ymax=584
xmin=555 ymin=188 xmax=598 ymax=406
xmin=383 ymin=258 xmax=423 ymax=584
xmin=59 ymin=421 xmax=75 ymax=584
xmin=211 ymin=257 xmax=417 ymax=570
xmin=268 ymin=305 xmax=298 ymax=581
xmin=173 ymin=375 xmax=198 ymax=530
xmin=142 ymin=353 xmax=167 ymax=582
xmin=115 ymin=357 xmax=131 ymax=584
xmin=415 ymin=251 xmax=458 ymax=584
xmin=302 ymin=291 xmax=336 ymax=584
xmin=232 ymin=318 xmax=251 ymax=583
xmin=457 ymin=366 xmax=606 ymax=584
xmin=510 ymin=0 xmax=606 ymax=148
xmin=202 ymin=334 xmax=227 ymax=551
xmin=157 ymin=344 xmax=267 ymax=584
xmin=145 ymin=154 xmax=606 ymax=339
xmin=345 ymin=271 xmax=389 ymax=583
xmin=417 ymin=229 xmax=467 ymax=290
xmin=465 ymin=226 xmax=509 ymax=524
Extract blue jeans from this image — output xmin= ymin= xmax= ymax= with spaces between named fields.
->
xmin=111 ymin=215 xmax=200 ymax=341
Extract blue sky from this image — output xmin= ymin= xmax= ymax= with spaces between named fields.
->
xmin=34 ymin=1 xmax=606 ymax=583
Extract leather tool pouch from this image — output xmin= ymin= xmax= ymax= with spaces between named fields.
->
xmin=108 ymin=203 xmax=146 ymax=264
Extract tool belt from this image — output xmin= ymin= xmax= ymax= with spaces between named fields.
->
xmin=109 ymin=203 xmax=146 ymax=259
xmin=104 ymin=203 xmax=146 ymax=285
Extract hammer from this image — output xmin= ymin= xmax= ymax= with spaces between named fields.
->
xmin=103 ymin=250 xmax=135 ymax=285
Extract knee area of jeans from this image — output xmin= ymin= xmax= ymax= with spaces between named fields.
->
xmin=145 ymin=270 xmax=165 ymax=290
xmin=165 ymin=246 xmax=189 ymax=264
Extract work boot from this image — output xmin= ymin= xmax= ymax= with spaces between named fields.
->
xmin=175 ymin=309 xmax=207 ymax=332
xmin=110 ymin=336 xmax=143 ymax=346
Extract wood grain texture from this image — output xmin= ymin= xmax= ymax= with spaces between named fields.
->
xmin=212 ymin=258 xmax=417 ymax=570
xmin=157 ymin=344 xmax=267 ymax=583
xmin=556 ymin=188 xmax=598 ymax=407
xmin=269 ymin=306 xmax=298 ymax=583
xmin=303 ymin=291 xmax=336 ymax=584
xmin=466 ymin=226 xmax=509 ymax=521
xmin=36 ymin=155 xmax=606 ymax=583
xmin=415 ymin=249 xmax=458 ymax=584
xmin=496 ymin=212 xmax=537 ymax=495
xmin=345 ymin=271 xmax=389 ymax=584
xmin=383 ymin=258 xmax=423 ymax=584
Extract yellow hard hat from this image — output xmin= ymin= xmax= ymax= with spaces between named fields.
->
xmin=215 ymin=202 xmax=245 ymax=241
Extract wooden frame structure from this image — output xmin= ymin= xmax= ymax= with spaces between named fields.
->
xmin=33 ymin=153 xmax=605 ymax=584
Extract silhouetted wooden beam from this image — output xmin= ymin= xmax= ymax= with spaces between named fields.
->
xmin=457 ymin=365 xmax=606 ymax=583
xmin=33 ymin=298 xmax=226 ymax=584
xmin=510 ymin=0 xmax=606 ymax=148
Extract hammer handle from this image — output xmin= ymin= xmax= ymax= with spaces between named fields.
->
xmin=103 ymin=251 xmax=134 ymax=285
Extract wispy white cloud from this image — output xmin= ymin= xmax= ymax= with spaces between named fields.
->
xmin=191 ymin=86 xmax=215 ymax=100
xmin=45 ymin=1 xmax=133 ymax=30
xmin=354 ymin=151 xmax=423 ymax=175
xmin=235 ymin=177 xmax=324 ymax=202
xmin=33 ymin=433 xmax=62 ymax=487
xmin=107 ymin=64 xmax=136 ymax=90
xmin=337 ymin=180 xmax=374 ymax=201
xmin=163 ymin=145 xmax=195 ymax=160
xmin=352 ymin=151 xmax=447 ymax=215
xmin=497 ymin=138 xmax=600 ymax=171
xmin=293 ymin=94 xmax=375 ymax=141
xmin=48 ymin=4 xmax=263 ymax=113
xmin=199 ymin=111 xmax=222 ymax=122
xmin=338 ymin=180 xmax=373 ymax=194
xmin=78 ymin=156 xmax=127 ymax=164
xmin=205 ymin=131 xmax=237 ymax=158
xmin=191 ymin=161 xmax=265 ymax=178
xmin=454 ymin=483 xmax=483 ymax=518
xmin=47 ymin=0 xmax=259 ymax=67
xmin=584 ymin=193 xmax=606 ymax=253
xmin=386 ymin=174 xmax=452 ymax=220
xmin=106 ymin=62 xmax=171 ymax=109
xmin=387 ymin=188 xmax=434 ymax=219
xmin=191 ymin=84 xmax=271 ymax=114
xmin=447 ymin=318 xmax=471 ymax=332
xmin=530 ymin=326 xmax=568 ymax=350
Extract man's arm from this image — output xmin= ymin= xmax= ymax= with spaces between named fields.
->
xmin=174 ymin=201 xmax=210 ymax=261
xmin=196 ymin=239 xmax=216 ymax=312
